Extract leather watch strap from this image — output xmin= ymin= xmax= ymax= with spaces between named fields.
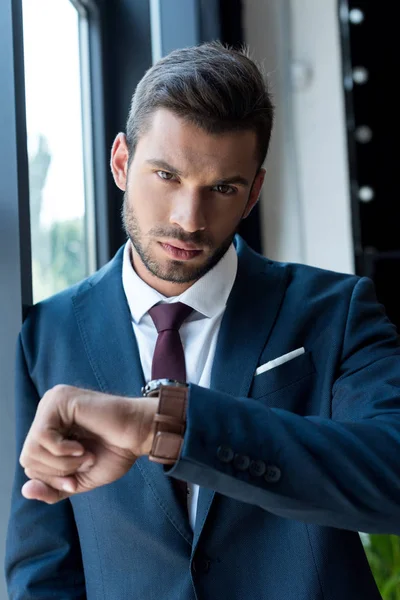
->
xmin=148 ymin=385 xmax=188 ymax=465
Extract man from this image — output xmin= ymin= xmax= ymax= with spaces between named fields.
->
xmin=6 ymin=41 xmax=400 ymax=600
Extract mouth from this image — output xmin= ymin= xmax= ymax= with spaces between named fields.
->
xmin=159 ymin=242 xmax=203 ymax=261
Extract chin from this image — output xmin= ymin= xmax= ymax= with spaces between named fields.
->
xmin=150 ymin=256 xmax=206 ymax=283
xmin=162 ymin=263 xmax=202 ymax=282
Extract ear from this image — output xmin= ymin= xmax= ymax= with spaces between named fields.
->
xmin=242 ymin=168 xmax=266 ymax=219
xmin=110 ymin=133 xmax=130 ymax=191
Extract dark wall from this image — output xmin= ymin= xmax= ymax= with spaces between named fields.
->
xmin=219 ymin=0 xmax=263 ymax=255
xmin=100 ymin=0 xmax=153 ymax=255
xmin=339 ymin=0 xmax=400 ymax=330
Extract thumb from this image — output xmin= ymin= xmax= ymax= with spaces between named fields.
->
xmin=21 ymin=479 xmax=70 ymax=504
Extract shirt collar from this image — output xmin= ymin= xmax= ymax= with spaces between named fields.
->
xmin=122 ymin=240 xmax=238 ymax=323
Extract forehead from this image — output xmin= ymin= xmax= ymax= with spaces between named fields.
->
xmin=136 ymin=108 xmax=259 ymax=177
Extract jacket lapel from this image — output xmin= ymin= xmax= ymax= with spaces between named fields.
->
xmin=72 ymin=245 xmax=193 ymax=545
xmin=192 ymin=236 xmax=290 ymax=552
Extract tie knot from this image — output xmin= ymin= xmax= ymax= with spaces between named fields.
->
xmin=148 ymin=302 xmax=193 ymax=333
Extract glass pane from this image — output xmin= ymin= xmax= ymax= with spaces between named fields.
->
xmin=22 ymin=0 xmax=94 ymax=303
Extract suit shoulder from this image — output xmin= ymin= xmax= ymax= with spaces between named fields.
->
xmin=241 ymin=238 xmax=359 ymax=289
xmin=21 ymin=247 xmax=124 ymax=345
xmin=262 ymin=255 xmax=360 ymax=290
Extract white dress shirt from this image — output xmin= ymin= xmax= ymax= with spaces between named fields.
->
xmin=122 ymin=240 xmax=238 ymax=530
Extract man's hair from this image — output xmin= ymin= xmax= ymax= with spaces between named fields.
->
xmin=125 ymin=41 xmax=274 ymax=169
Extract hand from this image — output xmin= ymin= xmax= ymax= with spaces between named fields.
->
xmin=20 ymin=384 xmax=158 ymax=504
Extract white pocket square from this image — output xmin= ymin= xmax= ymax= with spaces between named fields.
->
xmin=255 ymin=347 xmax=305 ymax=376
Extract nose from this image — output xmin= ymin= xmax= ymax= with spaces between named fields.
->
xmin=169 ymin=189 xmax=206 ymax=233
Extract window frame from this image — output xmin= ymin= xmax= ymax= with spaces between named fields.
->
xmin=73 ymin=0 xmax=110 ymax=267
xmin=0 ymin=2 xmax=30 ymax=597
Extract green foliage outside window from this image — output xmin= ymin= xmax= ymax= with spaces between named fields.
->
xmin=29 ymin=135 xmax=86 ymax=303
xmin=361 ymin=534 xmax=400 ymax=599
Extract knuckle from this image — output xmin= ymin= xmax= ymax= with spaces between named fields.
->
xmin=24 ymin=467 xmax=35 ymax=479
xmin=42 ymin=384 xmax=67 ymax=403
xmin=48 ymin=384 xmax=66 ymax=400
xmin=20 ymin=442 xmax=38 ymax=466
xmin=53 ymin=383 xmax=67 ymax=394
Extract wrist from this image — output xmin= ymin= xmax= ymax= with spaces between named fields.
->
xmin=138 ymin=396 xmax=159 ymax=456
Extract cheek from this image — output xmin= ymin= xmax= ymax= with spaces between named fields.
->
xmin=208 ymin=199 xmax=247 ymax=230
xmin=128 ymin=177 xmax=170 ymax=224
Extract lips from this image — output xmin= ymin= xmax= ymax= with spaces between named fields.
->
xmin=162 ymin=240 xmax=201 ymax=251
xmin=159 ymin=242 xmax=202 ymax=261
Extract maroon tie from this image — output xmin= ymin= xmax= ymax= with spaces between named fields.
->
xmin=148 ymin=302 xmax=193 ymax=510
xmin=148 ymin=302 xmax=193 ymax=381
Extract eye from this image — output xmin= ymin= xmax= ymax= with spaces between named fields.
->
xmin=156 ymin=170 xmax=176 ymax=181
xmin=213 ymin=184 xmax=236 ymax=195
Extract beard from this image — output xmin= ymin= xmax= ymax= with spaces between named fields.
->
xmin=121 ymin=193 xmax=239 ymax=284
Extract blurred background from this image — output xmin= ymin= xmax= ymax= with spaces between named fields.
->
xmin=1 ymin=0 xmax=399 ymax=597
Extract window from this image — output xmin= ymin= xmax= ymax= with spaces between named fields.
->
xmin=22 ymin=0 xmax=96 ymax=303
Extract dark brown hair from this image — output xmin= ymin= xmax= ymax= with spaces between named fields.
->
xmin=126 ymin=42 xmax=273 ymax=167
xmin=126 ymin=41 xmax=274 ymax=169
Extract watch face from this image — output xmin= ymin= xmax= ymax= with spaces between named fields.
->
xmin=141 ymin=379 xmax=187 ymax=397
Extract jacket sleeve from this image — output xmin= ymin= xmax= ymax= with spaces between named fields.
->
xmin=167 ymin=277 xmax=400 ymax=535
xmin=5 ymin=334 xmax=86 ymax=600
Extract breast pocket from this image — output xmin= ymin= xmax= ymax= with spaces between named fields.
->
xmin=249 ymin=351 xmax=315 ymax=399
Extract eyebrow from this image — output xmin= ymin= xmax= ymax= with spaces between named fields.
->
xmin=145 ymin=158 xmax=250 ymax=187
xmin=215 ymin=175 xmax=250 ymax=187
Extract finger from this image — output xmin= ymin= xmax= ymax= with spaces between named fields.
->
xmin=23 ymin=472 xmax=78 ymax=495
xmin=21 ymin=440 xmax=94 ymax=471
xmin=20 ymin=434 xmax=85 ymax=469
xmin=21 ymin=479 xmax=71 ymax=504
xmin=34 ymin=430 xmax=86 ymax=458
xmin=22 ymin=452 xmax=95 ymax=478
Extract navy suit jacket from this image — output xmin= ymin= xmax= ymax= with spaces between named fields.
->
xmin=6 ymin=235 xmax=400 ymax=599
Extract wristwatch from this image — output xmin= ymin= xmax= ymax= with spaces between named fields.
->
xmin=142 ymin=379 xmax=188 ymax=465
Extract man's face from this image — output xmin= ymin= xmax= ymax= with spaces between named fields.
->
xmin=111 ymin=108 xmax=265 ymax=291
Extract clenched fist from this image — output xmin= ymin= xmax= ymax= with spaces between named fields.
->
xmin=20 ymin=384 xmax=158 ymax=504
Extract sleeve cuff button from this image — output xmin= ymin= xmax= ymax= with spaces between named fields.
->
xmin=264 ymin=465 xmax=281 ymax=483
xmin=249 ymin=460 xmax=267 ymax=477
xmin=217 ymin=445 xmax=234 ymax=463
